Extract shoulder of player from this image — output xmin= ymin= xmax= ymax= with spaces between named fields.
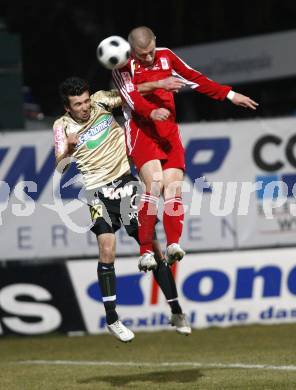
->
xmin=155 ymin=47 xmax=175 ymax=56
xmin=53 ymin=116 xmax=66 ymax=130
xmin=53 ymin=113 xmax=77 ymax=134
xmin=91 ymin=90 xmax=107 ymax=101
xmin=91 ymin=89 xmax=119 ymax=99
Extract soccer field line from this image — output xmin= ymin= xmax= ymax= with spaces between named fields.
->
xmin=16 ymin=360 xmax=296 ymax=372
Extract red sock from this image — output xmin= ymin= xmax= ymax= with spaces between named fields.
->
xmin=163 ymin=197 xmax=184 ymax=245
xmin=138 ymin=193 xmax=159 ymax=255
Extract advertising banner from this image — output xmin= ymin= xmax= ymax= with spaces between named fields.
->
xmin=67 ymin=248 xmax=296 ymax=333
xmin=1 ymin=247 xmax=296 ymax=336
xmin=181 ymin=118 xmax=296 ymax=249
xmin=174 ymin=30 xmax=296 ymax=85
xmin=226 ymin=117 xmax=296 ymax=248
xmin=0 ymin=262 xmax=85 ymax=335
xmin=1 ymin=117 xmax=296 ymax=260
xmin=0 ymin=126 xmax=235 ymax=260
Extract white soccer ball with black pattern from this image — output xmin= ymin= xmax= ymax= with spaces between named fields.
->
xmin=96 ymin=35 xmax=131 ymax=70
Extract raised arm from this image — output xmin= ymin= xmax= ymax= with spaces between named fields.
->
xmin=92 ymin=89 xmax=122 ymax=110
xmin=168 ymin=48 xmax=258 ymax=109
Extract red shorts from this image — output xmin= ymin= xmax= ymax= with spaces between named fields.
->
xmin=124 ymin=119 xmax=185 ymax=172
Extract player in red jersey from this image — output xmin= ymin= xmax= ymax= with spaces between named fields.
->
xmin=113 ymin=26 xmax=258 ymax=270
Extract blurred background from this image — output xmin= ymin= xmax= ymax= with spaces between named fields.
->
xmin=1 ymin=0 xmax=296 ymax=128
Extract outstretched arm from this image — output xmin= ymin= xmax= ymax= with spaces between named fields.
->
xmin=92 ymin=89 xmax=122 ymax=110
xmin=168 ymin=49 xmax=259 ymax=110
xmin=227 ymin=90 xmax=258 ymax=110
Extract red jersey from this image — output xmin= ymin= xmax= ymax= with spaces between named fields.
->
xmin=113 ymin=47 xmax=232 ymax=122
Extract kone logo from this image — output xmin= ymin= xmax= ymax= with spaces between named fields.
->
xmin=77 ymin=114 xmax=113 ymax=150
xmin=87 ymin=264 xmax=296 ymax=305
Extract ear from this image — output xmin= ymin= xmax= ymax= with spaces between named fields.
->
xmin=131 ymin=48 xmax=136 ymax=58
xmin=64 ymin=105 xmax=70 ymax=113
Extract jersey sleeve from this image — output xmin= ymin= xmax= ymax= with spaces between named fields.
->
xmin=53 ymin=118 xmax=67 ymax=159
xmin=112 ymin=65 xmax=157 ymax=120
xmin=92 ymin=89 xmax=122 ymax=110
xmin=167 ymin=49 xmax=231 ymax=101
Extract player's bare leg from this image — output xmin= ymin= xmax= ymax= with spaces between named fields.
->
xmin=163 ymin=168 xmax=186 ymax=265
xmin=97 ymin=233 xmax=134 ymax=342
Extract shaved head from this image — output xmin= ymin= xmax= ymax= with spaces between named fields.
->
xmin=128 ymin=26 xmax=156 ymax=49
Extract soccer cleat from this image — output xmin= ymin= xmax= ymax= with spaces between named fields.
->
xmin=107 ymin=320 xmax=135 ymax=342
xmin=171 ymin=313 xmax=192 ymax=335
xmin=138 ymin=252 xmax=157 ymax=272
xmin=165 ymin=243 xmax=185 ymax=265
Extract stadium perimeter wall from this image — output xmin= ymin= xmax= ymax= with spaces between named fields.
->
xmin=1 ymin=249 xmax=296 ymax=336
xmin=1 ymin=116 xmax=296 ymax=335
xmin=1 ymin=116 xmax=296 ymax=260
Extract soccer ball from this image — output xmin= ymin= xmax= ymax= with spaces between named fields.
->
xmin=96 ymin=35 xmax=131 ymax=70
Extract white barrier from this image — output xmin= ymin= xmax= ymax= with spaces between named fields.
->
xmin=1 ymin=117 xmax=296 ymax=259
xmin=67 ymin=248 xmax=296 ymax=333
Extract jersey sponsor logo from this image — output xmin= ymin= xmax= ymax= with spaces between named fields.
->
xmin=89 ymin=204 xmax=103 ymax=220
xmin=101 ymin=184 xmax=133 ymax=200
xmin=76 ymin=115 xmax=113 ymax=150
xmin=121 ymin=72 xmax=134 ymax=92
xmin=160 ymin=57 xmax=169 ymax=70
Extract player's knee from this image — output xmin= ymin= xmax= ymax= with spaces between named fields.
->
xmin=164 ymin=181 xmax=182 ymax=199
xmin=149 ymin=179 xmax=164 ymax=196
xmin=99 ymin=243 xmax=115 ymax=263
xmin=142 ymin=171 xmax=164 ymax=195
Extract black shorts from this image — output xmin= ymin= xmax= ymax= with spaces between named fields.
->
xmin=88 ymin=173 xmax=142 ymax=239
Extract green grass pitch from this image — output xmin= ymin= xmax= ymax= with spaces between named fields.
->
xmin=1 ymin=324 xmax=296 ymax=389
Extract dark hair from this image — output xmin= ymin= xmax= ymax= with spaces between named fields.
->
xmin=59 ymin=77 xmax=90 ymax=107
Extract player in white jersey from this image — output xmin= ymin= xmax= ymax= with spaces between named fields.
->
xmin=53 ymin=77 xmax=191 ymax=342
